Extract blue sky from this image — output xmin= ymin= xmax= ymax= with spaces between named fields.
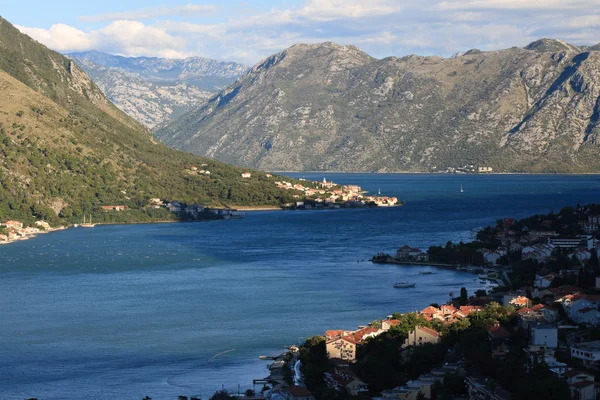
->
xmin=5 ymin=1 xmax=600 ymax=64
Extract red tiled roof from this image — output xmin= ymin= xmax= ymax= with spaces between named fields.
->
xmin=419 ymin=326 xmax=440 ymax=337
xmin=325 ymin=330 xmax=344 ymax=339
xmin=351 ymin=327 xmax=379 ymax=342
xmin=532 ymin=304 xmax=545 ymax=311
xmin=488 ymin=325 xmax=511 ymax=339
xmin=383 ymin=319 xmax=400 ymax=326
xmin=421 ymin=306 xmax=440 ymax=315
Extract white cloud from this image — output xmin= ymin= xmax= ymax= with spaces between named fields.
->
xmin=79 ymin=4 xmax=217 ymax=23
xmin=16 ymin=24 xmax=91 ymax=52
xmin=17 ymin=20 xmax=187 ymax=58
xmin=14 ymin=0 xmax=600 ymax=65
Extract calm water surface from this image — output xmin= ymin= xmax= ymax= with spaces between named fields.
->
xmin=1 ymin=174 xmax=600 ymax=399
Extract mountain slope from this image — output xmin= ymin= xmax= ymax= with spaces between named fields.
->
xmin=67 ymin=57 xmax=214 ymax=128
xmin=156 ymin=41 xmax=600 ymax=172
xmin=0 ymin=16 xmax=295 ymax=225
xmin=66 ymin=51 xmax=248 ymax=128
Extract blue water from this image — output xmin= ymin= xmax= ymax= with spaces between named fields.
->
xmin=1 ymin=174 xmax=599 ymax=399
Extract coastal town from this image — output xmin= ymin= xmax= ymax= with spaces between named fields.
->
xmin=218 ymin=203 xmax=600 ymax=400
xmin=0 ymin=176 xmax=398 ymax=246
xmin=274 ymin=177 xmax=400 ymax=208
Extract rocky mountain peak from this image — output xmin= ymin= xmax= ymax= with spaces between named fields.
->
xmin=525 ymin=38 xmax=580 ymax=53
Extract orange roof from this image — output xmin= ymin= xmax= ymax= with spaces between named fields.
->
xmin=441 ymin=305 xmax=457 ymax=314
xmin=325 ymin=330 xmax=344 ymax=339
xmin=419 ymin=326 xmax=440 ymax=337
xmin=383 ymin=319 xmax=400 ymax=326
xmin=351 ymin=327 xmax=379 ymax=342
xmin=421 ymin=306 xmax=440 ymax=315
xmin=488 ymin=325 xmax=511 ymax=339
xmin=532 ymin=304 xmax=545 ymax=311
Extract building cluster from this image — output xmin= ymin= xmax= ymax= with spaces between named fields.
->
xmin=188 ymin=164 xmax=211 ymax=175
xmin=275 ymin=177 xmax=398 ymax=207
xmin=443 ymin=165 xmax=493 ymax=174
xmin=0 ymin=220 xmax=59 ymax=244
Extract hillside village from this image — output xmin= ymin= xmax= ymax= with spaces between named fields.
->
xmin=240 ymin=204 xmax=600 ymax=400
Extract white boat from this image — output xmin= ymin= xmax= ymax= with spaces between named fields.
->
xmin=394 ymin=281 xmax=416 ymax=288
xmin=460 ymin=184 xmax=464 ymax=193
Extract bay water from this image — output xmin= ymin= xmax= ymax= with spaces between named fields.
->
xmin=1 ymin=174 xmax=600 ymax=399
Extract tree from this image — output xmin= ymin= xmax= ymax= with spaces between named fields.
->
xmin=244 ymin=389 xmax=255 ymax=397
xmin=208 ymin=391 xmax=236 ymax=400
xmin=459 ymin=287 xmax=468 ymax=305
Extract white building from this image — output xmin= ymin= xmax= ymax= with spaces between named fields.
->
xmin=571 ymin=341 xmax=600 ymax=365
xmin=530 ymin=322 xmax=558 ymax=348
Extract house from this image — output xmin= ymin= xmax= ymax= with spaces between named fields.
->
xmin=287 ymin=386 xmax=315 ymax=400
xmin=488 ymin=321 xmax=511 ymax=346
xmin=2 ymin=220 xmax=23 ymax=230
xmin=420 ymin=306 xmax=442 ymax=321
xmin=241 ymin=172 xmax=252 ymax=178
xmin=459 ymin=306 xmax=483 ymax=317
xmin=382 ymin=319 xmax=400 ymax=331
xmin=324 ymin=360 xmax=369 ymax=396
xmin=529 ymin=322 xmax=558 ymax=348
xmin=34 ymin=220 xmax=50 ymax=229
xmin=326 ymin=336 xmax=358 ymax=361
xmin=571 ymin=341 xmax=600 ymax=365
xmin=535 ymin=274 xmax=557 ymax=289
xmin=569 ymin=294 xmax=600 ymax=324
xmin=509 ymin=296 xmax=532 ymax=309
xmin=564 ymin=370 xmax=596 ymax=400
xmin=541 ymin=305 xmax=560 ymax=322
xmin=404 ymin=326 xmax=440 ymax=347
xmin=100 ymin=205 xmax=128 ymax=211
xmin=479 ymin=249 xmax=504 ymax=265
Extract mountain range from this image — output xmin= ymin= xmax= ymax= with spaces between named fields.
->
xmin=67 ymin=51 xmax=248 ymax=128
xmin=155 ymin=39 xmax=600 ymax=173
xmin=0 ymin=16 xmax=294 ymax=224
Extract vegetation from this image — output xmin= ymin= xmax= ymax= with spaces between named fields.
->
xmin=0 ymin=17 xmax=300 ymax=225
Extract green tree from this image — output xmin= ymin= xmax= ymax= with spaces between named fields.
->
xmin=459 ymin=287 xmax=468 ymax=305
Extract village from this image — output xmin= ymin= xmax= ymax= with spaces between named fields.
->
xmin=274 ymin=177 xmax=400 ymax=208
xmin=0 ymin=219 xmax=66 ymax=245
xmin=235 ymin=204 xmax=600 ymax=400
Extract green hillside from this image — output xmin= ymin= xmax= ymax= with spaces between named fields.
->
xmin=0 ymin=16 xmax=296 ymax=226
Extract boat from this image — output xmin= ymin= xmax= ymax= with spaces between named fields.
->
xmin=81 ymin=214 xmax=96 ymax=228
xmin=460 ymin=184 xmax=464 ymax=193
xmin=418 ymin=271 xmax=433 ymax=275
xmin=378 ymin=188 xmax=381 ymax=195
xmin=394 ymin=281 xmax=416 ymax=288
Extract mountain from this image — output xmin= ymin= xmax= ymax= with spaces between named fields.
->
xmin=155 ymin=40 xmax=600 ymax=173
xmin=0 ymin=16 xmax=295 ymax=225
xmin=66 ymin=51 xmax=248 ymax=128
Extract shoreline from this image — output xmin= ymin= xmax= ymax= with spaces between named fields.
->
xmin=274 ymin=171 xmax=600 ymax=175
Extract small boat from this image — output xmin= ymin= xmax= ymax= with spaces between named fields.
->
xmin=394 ymin=281 xmax=416 ymax=288
xmin=418 ymin=271 xmax=433 ymax=275
xmin=460 ymin=184 xmax=464 ymax=193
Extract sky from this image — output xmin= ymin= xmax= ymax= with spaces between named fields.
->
xmin=3 ymin=0 xmax=600 ymax=65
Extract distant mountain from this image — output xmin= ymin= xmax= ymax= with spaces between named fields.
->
xmin=67 ymin=51 xmax=248 ymax=128
xmin=155 ymin=40 xmax=600 ymax=173
xmin=0 ymin=16 xmax=296 ymax=224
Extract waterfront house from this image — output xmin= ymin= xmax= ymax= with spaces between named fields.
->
xmin=100 ymin=205 xmax=128 ymax=211
xmin=404 ymin=326 xmax=440 ymax=347
xmin=3 ymin=220 xmax=23 ymax=230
